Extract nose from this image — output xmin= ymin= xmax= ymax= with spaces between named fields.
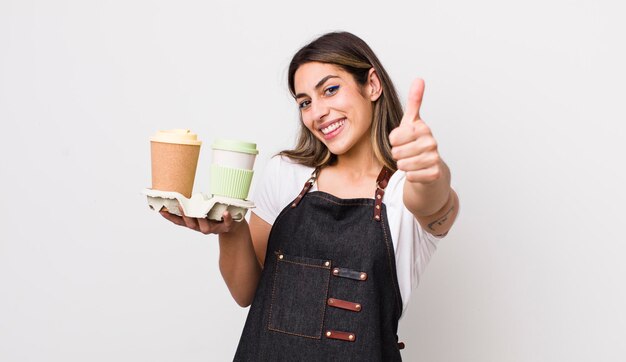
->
xmin=310 ymin=100 xmax=329 ymax=123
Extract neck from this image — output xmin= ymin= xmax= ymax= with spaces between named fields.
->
xmin=333 ymin=134 xmax=382 ymax=177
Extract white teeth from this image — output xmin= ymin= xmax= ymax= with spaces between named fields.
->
xmin=321 ymin=120 xmax=345 ymax=135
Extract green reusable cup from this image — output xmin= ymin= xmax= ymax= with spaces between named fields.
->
xmin=210 ymin=140 xmax=258 ymax=199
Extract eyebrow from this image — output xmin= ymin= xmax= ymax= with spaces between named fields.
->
xmin=295 ymin=75 xmax=340 ymax=99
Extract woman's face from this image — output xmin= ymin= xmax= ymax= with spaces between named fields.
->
xmin=294 ymin=62 xmax=378 ymax=157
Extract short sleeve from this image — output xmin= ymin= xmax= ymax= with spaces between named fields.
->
xmin=413 ymin=222 xmax=444 ymax=288
xmin=250 ymin=156 xmax=283 ymax=225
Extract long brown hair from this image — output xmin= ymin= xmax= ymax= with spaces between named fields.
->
xmin=279 ymin=31 xmax=404 ymax=171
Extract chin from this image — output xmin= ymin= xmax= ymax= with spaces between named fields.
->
xmin=315 ymin=130 xmax=357 ymax=156
xmin=324 ymin=142 xmax=352 ymax=156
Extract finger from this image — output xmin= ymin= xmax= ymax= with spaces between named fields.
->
xmin=222 ymin=211 xmax=233 ymax=228
xmin=197 ymin=217 xmax=213 ymax=234
xmin=392 ymin=137 xmax=421 ymax=160
xmin=389 ymin=123 xmax=417 ymax=147
xmin=159 ymin=210 xmax=186 ymax=226
xmin=182 ymin=214 xmax=199 ymax=230
xmin=396 ymin=152 xmax=441 ymax=172
xmin=405 ymin=167 xmax=442 ymax=184
xmin=402 ymin=78 xmax=425 ymax=124
xmin=391 ymin=134 xmax=438 ymax=160
xmin=390 ymin=114 xmax=433 ymax=147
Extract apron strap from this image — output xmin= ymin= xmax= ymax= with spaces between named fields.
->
xmin=290 ymin=165 xmax=394 ymax=217
xmin=291 ymin=167 xmax=321 ymax=208
xmin=374 ymin=166 xmax=394 ymax=221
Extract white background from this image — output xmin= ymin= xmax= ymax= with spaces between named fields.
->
xmin=1 ymin=0 xmax=625 ymax=361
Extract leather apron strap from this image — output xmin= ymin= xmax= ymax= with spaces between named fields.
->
xmin=290 ymin=166 xmax=394 ymax=222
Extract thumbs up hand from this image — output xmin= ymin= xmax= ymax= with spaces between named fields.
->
xmin=389 ymin=78 xmax=442 ymax=184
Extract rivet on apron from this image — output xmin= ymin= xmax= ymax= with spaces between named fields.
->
xmin=324 ymin=330 xmax=357 ymax=342
xmin=373 ymin=167 xmax=392 ymax=221
xmin=324 ymin=261 xmax=330 ymax=267
xmin=278 ymin=254 xmax=284 ymax=260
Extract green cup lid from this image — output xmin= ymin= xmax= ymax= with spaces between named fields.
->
xmin=212 ymin=139 xmax=259 ymax=155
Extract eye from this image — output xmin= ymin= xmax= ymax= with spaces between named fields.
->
xmin=324 ymin=85 xmax=339 ymax=96
xmin=298 ymin=99 xmax=311 ymax=109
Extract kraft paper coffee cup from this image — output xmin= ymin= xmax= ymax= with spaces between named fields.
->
xmin=210 ymin=139 xmax=258 ymax=199
xmin=150 ymin=129 xmax=202 ymax=198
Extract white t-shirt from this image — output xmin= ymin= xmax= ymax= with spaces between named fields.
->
xmin=251 ymin=155 xmax=444 ymax=315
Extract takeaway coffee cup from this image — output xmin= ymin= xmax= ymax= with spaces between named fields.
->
xmin=150 ymin=129 xmax=202 ymax=198
xmin=210 ymin=139 xmax=258 ymax=199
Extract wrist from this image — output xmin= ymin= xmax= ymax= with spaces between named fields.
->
xmin=218 ymin=218 xmax=250 ymax=245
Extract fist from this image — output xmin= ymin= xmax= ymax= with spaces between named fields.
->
xmin=389 ymin=78 xmax=442 ymax=184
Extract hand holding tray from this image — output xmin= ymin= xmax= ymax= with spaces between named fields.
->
xmin=142 ymin=188 xmax=255 ymax=222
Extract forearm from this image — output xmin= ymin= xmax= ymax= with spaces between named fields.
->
xmin=403 ymin=161 xmax=459 ymax=236
xmin=218 ymin=220 xmax=262 ymax=307
xmin=403 ymin=160 xmax=451 ymax=215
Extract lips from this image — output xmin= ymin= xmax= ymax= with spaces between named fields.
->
xmin=319 ymin=118 xmax=346 ymax=136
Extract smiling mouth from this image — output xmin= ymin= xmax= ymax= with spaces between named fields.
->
xmin=320 ymin=119 xmax=345 ymax=135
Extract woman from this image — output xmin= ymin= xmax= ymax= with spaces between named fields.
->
xmin=161 ymin=31 xmax=459 ymax=361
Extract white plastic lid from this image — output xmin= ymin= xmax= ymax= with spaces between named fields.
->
xmin=150 ymin=129 xmax=202 ymax=146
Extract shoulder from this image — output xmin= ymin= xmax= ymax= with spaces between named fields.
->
xmin=263 ymin=155 xmax=315 ymax=181
xmin=251 ymin=155 xmax=315 ymax=225
xmin=384 ymin=169 xmax=405 ymax=203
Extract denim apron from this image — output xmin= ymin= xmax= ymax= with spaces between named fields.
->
xmin=234 ymin=167 xmax=404 ymax=361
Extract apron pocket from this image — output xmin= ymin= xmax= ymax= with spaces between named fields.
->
xmin=267 ymin=251 xmax=332 ymax=339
